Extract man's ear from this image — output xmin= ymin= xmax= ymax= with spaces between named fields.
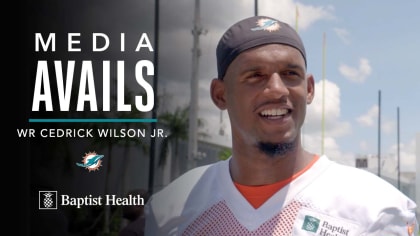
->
xmin=210 ymin=78 xmax=227 ymax=110
xmin=306 ymin=74 xmax=315 ymax=104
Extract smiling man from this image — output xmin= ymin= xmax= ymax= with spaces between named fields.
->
xmin=145 ymin=16 xmax=418 ymax=235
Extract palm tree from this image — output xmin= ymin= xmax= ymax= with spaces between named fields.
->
xmin=218 ymin=147 xmax=232 ymax=161
xmin=158 ymin=106 xmax=189 ymax=181
xmin=112 ymin=90 xmax=150 ymax=195
xmin=87 ymin=88 xmax=150 ymax=234
xmin=158 ymin=106 xmax=208 ymax=182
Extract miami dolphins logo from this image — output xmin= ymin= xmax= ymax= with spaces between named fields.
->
xmin=76 ymin=151 xmax=104 ymax=172
xmin=251 ymin=18 xmax=281 ymax=32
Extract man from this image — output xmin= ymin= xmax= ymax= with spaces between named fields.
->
xmin=145 ymin=15 xmax=418 ymax=235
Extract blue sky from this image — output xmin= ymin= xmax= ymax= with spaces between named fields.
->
xmin=292 ymin=0 xmax=420 ymax=172
xmin=153 ymin=0 xmax=420 ymax=176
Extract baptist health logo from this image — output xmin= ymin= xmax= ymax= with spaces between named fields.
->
xmin=39 ymin=191 xmax=58 ymax=210
xmin=302 ymin=215 xmax=320 ymax=233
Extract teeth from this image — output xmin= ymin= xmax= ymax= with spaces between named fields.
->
xmin=260 ymin=108 xmax=288 ymax=116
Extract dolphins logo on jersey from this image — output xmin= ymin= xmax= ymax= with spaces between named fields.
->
xmin=76 ymin=151 xmax=104 ymax=172
xmin=251 ymin=18 xmax=281 ymax=32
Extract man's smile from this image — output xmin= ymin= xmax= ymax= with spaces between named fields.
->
xmin=259 ymin=108 xmax=291 ymax=119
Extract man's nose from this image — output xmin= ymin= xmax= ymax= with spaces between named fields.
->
xmin=264 ymin=73 xmax=289 ymax=97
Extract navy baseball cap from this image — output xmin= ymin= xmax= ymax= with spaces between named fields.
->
xmin=216 ymin=16 xmax=306 ymax=79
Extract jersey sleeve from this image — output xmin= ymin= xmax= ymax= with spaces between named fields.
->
xmin=364 ymin=207 xmax=418 ymax=235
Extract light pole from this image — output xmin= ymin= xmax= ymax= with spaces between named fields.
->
xmin=148 ymin=0 xmax=160 ymax=194
xmin=188 ymin=0 xmax=205 ymax=168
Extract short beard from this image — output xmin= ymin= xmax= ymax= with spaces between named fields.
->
xmin=257 ymin=141 xmax=296 ymax=158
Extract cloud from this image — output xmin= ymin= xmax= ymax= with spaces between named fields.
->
xmin=401 ymin=137 xmax=417 ymax=172
xmin=339 ymin=58 xmax=372 ymax=83
xmin=356 ymin=105 xmax=395 ymax=134
xmin=259 ymin=0 xmax=335 ymax=31
xmin=304 ymin=79 xmax=352 ymax=157
xmin=333 ymin=27 xmax=351 ymax=44
xmin=382 ymin=120 xmax=396 ymax=134
xmin=384 ymin=137 xmax=417 ymax=172
xmin=303 ymin=134 xmax=354 ymax=165
xmin=357 ymin=105 xmax=378 ymax=127
xmin=359 ymin=140 xmax=369 ymax=151
xmin=305 ymin=79 xmax=351 ymax=137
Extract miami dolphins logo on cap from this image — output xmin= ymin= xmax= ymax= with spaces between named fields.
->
xmin=251 ymin=18 xmax=281 ymax=32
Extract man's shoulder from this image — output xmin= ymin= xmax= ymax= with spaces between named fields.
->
xmin=147 ymin=160 xmax=226 ymax=209
xmin=319 ymin=156 xmax=415 ymax=203
xmin=311 ymin=156 xmax=418 ymax=234
xmin=161 ymin=161 xmax=223 ymax=192
xmin=145 ymin=160 xmax=228 ymax=231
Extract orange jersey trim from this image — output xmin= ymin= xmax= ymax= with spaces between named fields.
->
xmin=234 ymin=155 xmax=320 ymax=209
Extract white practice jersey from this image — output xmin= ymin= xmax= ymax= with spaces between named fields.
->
xmin=145 ymin=155 xmax=418 ymax=236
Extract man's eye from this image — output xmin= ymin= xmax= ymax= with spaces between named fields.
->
xmin=286 ymin=71 xmax=298 ymax=75
xmin=243 ymin=72 xmax=265 ymax=84
xmin=282 ymin=71 xmax=300 ymax=78
xmin=250 ymin=72 xmax=264 ymax=78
